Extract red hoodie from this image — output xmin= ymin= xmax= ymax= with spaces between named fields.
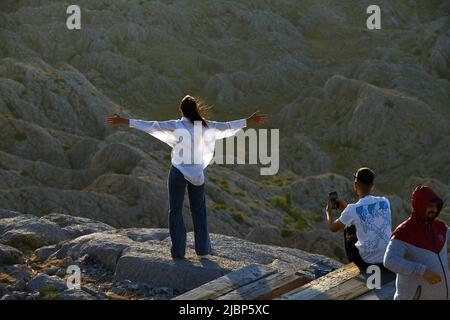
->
xmin=392 ymin=185 xmax=447 ymax=253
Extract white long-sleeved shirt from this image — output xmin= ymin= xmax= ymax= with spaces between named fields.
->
xmin=129 ymin=117 xmax=247 ymax=185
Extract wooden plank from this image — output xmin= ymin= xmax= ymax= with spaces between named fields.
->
xmin=172 ymin=264 xmax=277 ymax=300
xmin=217 ymin=271 xmax=314 ymax=300
xmin=276 ymin=263 xmax=361 ymax=300
xmin=312 ymin=276 xmax=369 ymax=300
xmin=354 ymin=280 xmax=396 ymax=300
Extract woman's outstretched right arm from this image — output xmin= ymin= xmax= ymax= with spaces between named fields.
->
xmin=106 ymin=114 xmax=178 ymax=132
xmin=106 ymin=114 xmax=179 ymax=146
xmin=106 ymin=114 xmax=129 ymax=126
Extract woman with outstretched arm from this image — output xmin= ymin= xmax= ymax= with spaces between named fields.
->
xmin=106 ymin=95 xmax=267 ymax=260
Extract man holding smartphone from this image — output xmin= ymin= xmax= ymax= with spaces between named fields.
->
xmin=325 ymin=167 xmax=392 ymax=270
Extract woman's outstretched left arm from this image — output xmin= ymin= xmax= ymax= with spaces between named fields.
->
xmin=209 ymin=111 xmax=268 ymax=140
xmin=247 ymin=111 xmax=268 ymax=125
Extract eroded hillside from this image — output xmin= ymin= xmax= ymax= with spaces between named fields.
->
xmin=0 ymin=0 xmax=449 ymax=262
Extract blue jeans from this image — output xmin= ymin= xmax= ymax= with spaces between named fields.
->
xmin=168 ymin=165 xmax=211 ymax=259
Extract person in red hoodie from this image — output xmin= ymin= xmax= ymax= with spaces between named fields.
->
xmin=384 ymin=185 xmax=449 ymax=300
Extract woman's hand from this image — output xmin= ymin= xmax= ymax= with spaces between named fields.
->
xmin=106 ymin=114 xmax=129 ymax=126
xmin=247 ymin=111 xmax=268 ymax=125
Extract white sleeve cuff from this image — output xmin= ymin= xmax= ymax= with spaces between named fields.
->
xmin=129 ymin=119 xmax=138 ymax=128
xmin=229 ymin=119 xmax=247 ymax=130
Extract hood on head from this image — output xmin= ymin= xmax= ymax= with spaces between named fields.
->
xmin=411 ymin=185 xmax=443 ymax=223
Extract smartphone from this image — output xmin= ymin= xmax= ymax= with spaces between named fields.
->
xmin=328 ymin=192 xmax=339 ymax=210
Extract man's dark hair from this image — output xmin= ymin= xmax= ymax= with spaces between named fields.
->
xmin=354 ymin=167 xmax=375 ymax=185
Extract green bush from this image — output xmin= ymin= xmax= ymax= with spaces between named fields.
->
xmin=269 ymin=194 xmax=289 ymax=212
xmin=212 ymin=202 xmax=226 ymax=210
xmin=293 ymin=217 xmax=310 ymax=232
xmin=220 ymin=177 xmax=230 ymax=193
xmin=281 ymin=229 xmax=293 ymax=238
xmin=0 ymin=113 xmax=16 ymax=120
xmin=233 ymin=190 xmax=247 ymax=197
xmin=413 ymin=47 xmax=423 ymax=56
xmin=14 ymin=132 xmax=27 ymax=141
xmin=384 ymin=100 xmax=395 ymax=109
xmin=304 ymin=212 xmax=323 ymax=223
xmin=39 ymin=286 xmax=60 ymax=300
xmin=53 ymin=77 xmax=65 ymax=83
xmin=233 ymin=211 xmax=246 ymax=224
xmin=270 ymin=192 xmax=300 ymax=219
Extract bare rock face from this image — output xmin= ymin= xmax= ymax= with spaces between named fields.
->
xmin=0 ymin=213 xmax=117 ymax=252
xmin=0 ymin=209 xmax=341 ymax=299
xmin=0 ymin=209 xmax=21 ymax=219
xmin=0 ymin=243 xmax=24 ymax=265
xmin=431 ymin=35 xmax=450 ymax=78
xmin=0 ymin=215 xmax=68 ymax=251
xmin=0 ymin=57 xmax=111 ymax=138
xmin=58 ymin=289 xmax=96 ymax=300
xmin=27 ymin=273 xmax=67 ymax=293
xmin=42 ymin=213 xmax=115 ymax=239
xmin=54 ymin=232 xmax=136 ymax=271
xmin=114 ymin=228 xmax=170 ymax=242
xmin=0 ymin=117 xmax=68 ymax=168
xmin=50 ymin=228 xmax=340 ymax=292
xmin=33 ymin=245 xmax=59 ymax=264
xmin=113 ymin=251 xmax=243 ymax=292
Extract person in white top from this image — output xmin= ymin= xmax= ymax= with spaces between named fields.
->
xmin=107 ymin=95 xmax=267 ymax=259
xmin=325 ymin=167 xmax=393 ymax=272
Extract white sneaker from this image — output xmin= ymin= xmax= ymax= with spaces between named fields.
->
xmin=198 ymin=255 xmax=210 ymax=260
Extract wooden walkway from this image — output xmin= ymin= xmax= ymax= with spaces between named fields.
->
xmin=173 ymin=263 xmax=396 ymax=300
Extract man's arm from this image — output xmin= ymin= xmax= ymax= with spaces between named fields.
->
xmin=383 ymin=239 xmax=441 ymax=285
xmin=383 ymin=239 xmax=426 ymax=276
xmin=447 ymin=228 xmax=450 ymax=253
xmin=326 ymin=199 xmax=346 ymax=232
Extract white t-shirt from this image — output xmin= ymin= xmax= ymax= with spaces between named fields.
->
xmin=339 ymin=195 xmax=392 ymax=264
xmin=129 ymin=117 xmax=247 ymax=186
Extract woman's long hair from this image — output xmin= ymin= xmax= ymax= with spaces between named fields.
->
xmin=179 ymin=95 xmax=210 ymax=127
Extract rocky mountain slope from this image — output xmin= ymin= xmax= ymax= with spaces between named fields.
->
xmin=0 ymin=0 xmax=449 ymax=264
xmin=0 ymin=209 xmax=340 ymax=300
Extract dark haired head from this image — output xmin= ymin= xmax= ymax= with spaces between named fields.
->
xmin=354 ymin=167 xmax=375 ymax=185
xmin=179 ymin=95 xmax=210 ymax=127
